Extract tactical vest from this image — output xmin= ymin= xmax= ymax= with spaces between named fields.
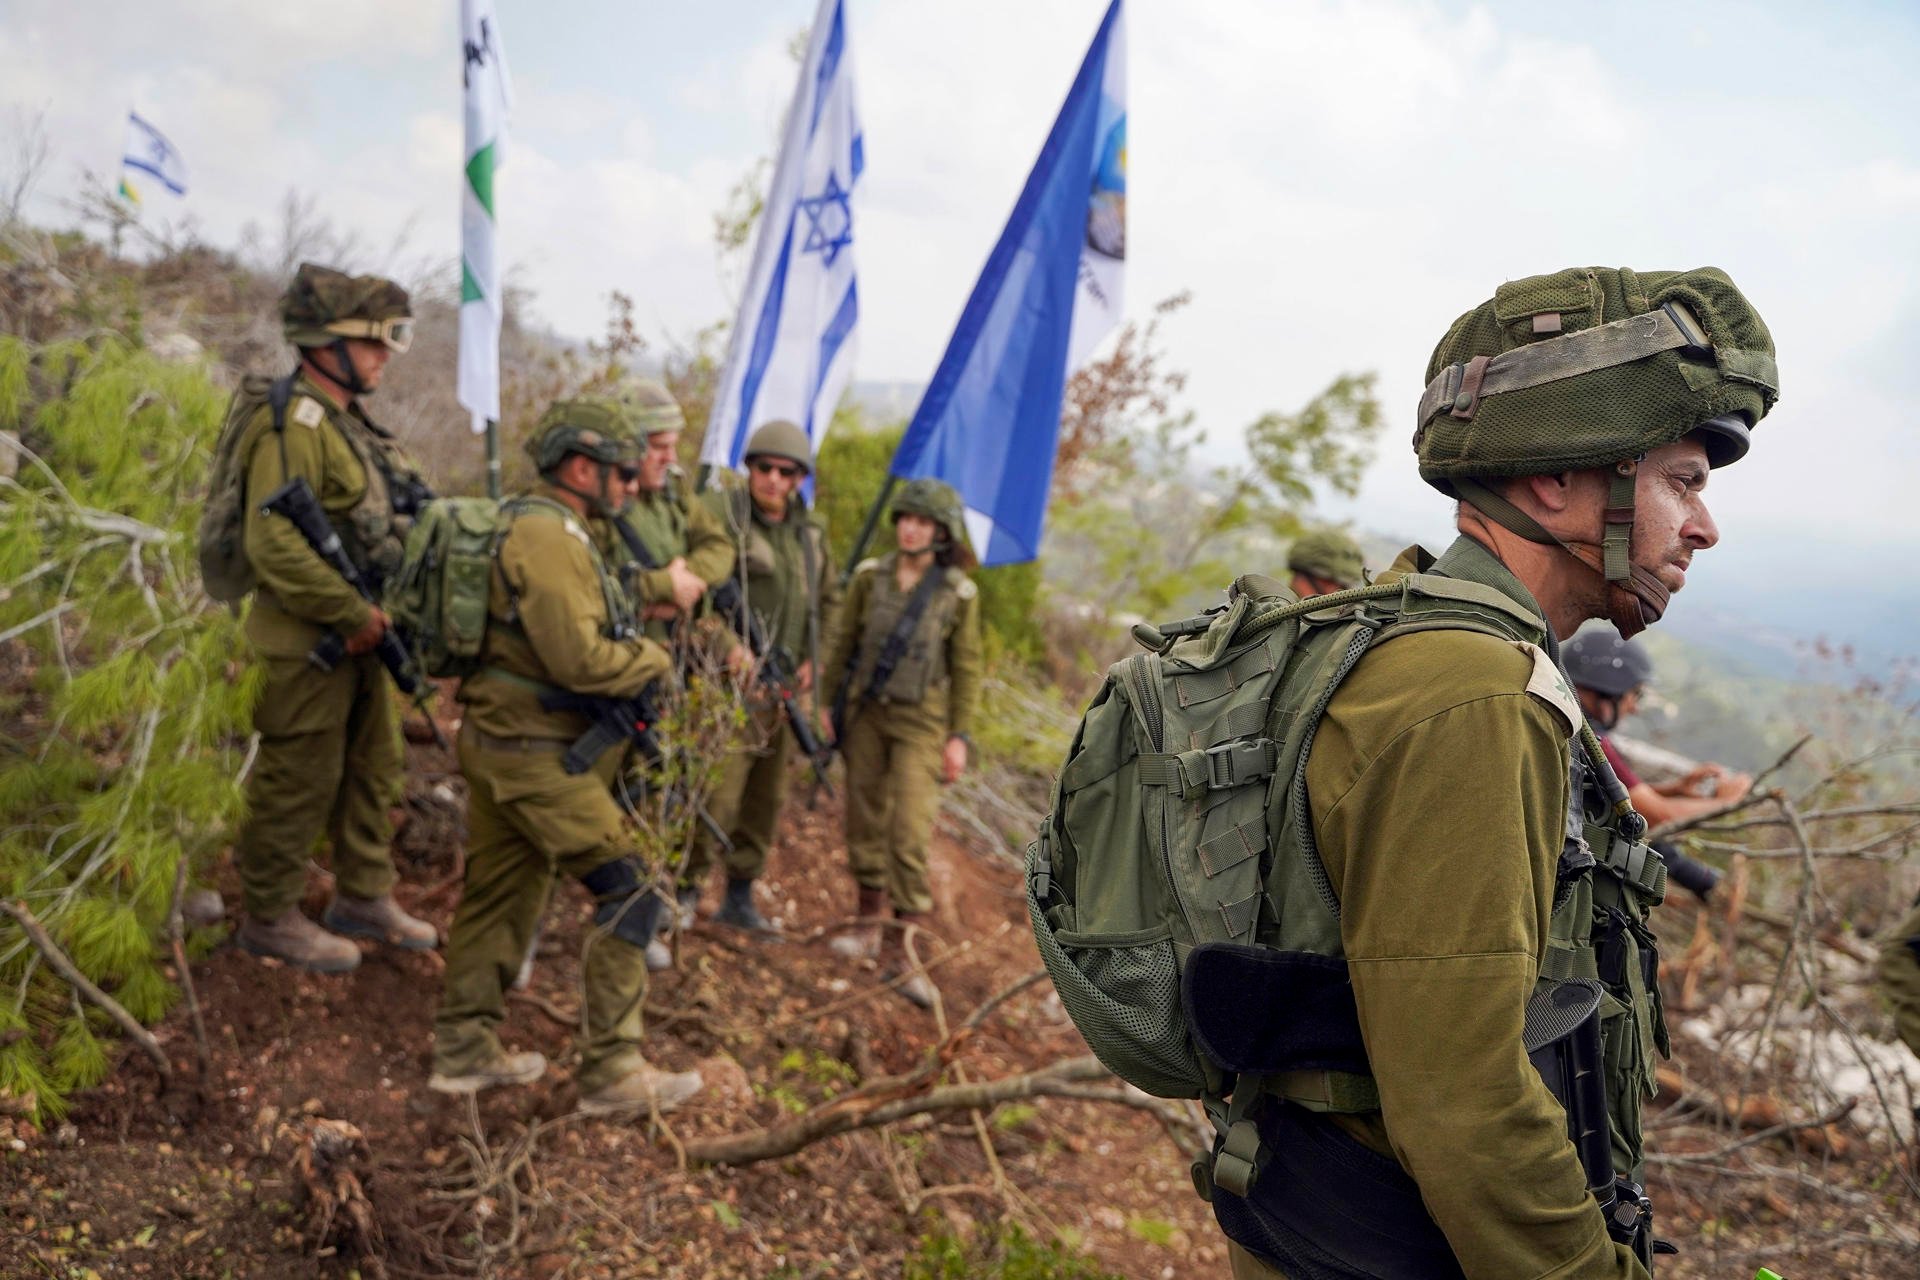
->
xmin=1029 ymin=559 xmax=1668 ymax=1274
xmin=845 ymin=557 xmax=968 ymax=706
xmin=326 ymin=408 xmax=419 ymax=593
xmin=727 ymin=487 xmax=827 ymax=663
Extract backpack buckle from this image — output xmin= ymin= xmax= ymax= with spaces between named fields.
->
xmin=1205 ymin=739 xmax=1279 ymax=790
xmin=1211 ymin=1118 xmax=1263 ymax=1197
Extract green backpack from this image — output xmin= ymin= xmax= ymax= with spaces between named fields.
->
xmin=196 ymin=374 xmax=293 ymax=604
xmin=382 ymin=497 xmax=504 ymax=679
xmin=1026 ymin=569 xmax=1555 ymax=1102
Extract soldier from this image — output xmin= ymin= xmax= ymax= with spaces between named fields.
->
xmin=674 ymin=420 xmax=840 ymax=943
xmin=428 ymin=399 xmax=701 ymax=1113
xmin=822 ymin=479 xmax=983 ymax=1008
xmin=1214 ymin=267 xmax=1777 ymax=1278
xmin=1285 ymin=528 xmax=1365 ymax=598
xmin=228 ymin=263 xmax=436 ymax=972
xmin=607 ymin=380 xmax=735 ymax=644
xmin=1562 ymin=631 xmax=1748 ymax=900
xmin=1878 ymin=895 xmax=1920 ymax=1061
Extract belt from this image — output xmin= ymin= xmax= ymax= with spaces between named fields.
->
xmin=468 ymin=728 xmax=572 ymax=755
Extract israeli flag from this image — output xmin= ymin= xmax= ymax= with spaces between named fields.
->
xmin=701 ymin=0 xmax=863 ymax=471
xmin=121 ymin=111 xmax=188 ymax=201
xmin=889 ymin=0 xmax=1125 ymax=566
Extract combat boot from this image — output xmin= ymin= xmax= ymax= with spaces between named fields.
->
xmin=427 ymin=1048 xmax=548 ymax=1094
xmin=827 ymin=885 xmax=890 ymax=961
xmin=884 ymin=910 xmax=937 ymax=1010
xmin=713 ymin=877 xmax=780 ymax=935
xmin=237 ymin=909 xmax=362 ymax=973
xmin=579 ymin=1060 xmax=704 ymax=1116
xmin=322 ymin=892 xmax=439 ymax=950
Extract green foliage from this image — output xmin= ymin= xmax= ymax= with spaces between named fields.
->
xmin=906 ymin=1224 xmax=1122 ymax=1280
xmin=0 ymin=338 xmax=253 ymax=1119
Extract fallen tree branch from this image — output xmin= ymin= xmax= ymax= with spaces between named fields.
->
xmin=684 ymin=1054 xmax=1113 ymax=1166
xmin=166 ymin=852 xmax=212 ymax=1084
xmin=0 ymin=898 xmax=170 ymax=1077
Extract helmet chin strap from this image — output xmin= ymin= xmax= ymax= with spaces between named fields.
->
xmin=552 ymin=461 xmax=624 ymax=519
xmin=1452 ymin=463 xmax=1668 ymax=641
xmin=311 ymin=339 xmax=371 ymax=398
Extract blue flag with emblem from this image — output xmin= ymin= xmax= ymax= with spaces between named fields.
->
xmin=701 ymin=0 xmax=863 ymax=473
xmin=888 ymin=0 xmax=1126 ymax=566
xmin=119 ymin=111 xmax=188 ymax=205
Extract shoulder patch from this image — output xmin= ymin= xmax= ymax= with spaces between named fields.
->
xmin=855 ymin=557 xmax=881 ymax=575
xmin=1512 ymin=641 xmax=1581 ymax=738
xmin=289 ymin=397 xmax=325 ymax=430
xmin=951 ymin=572 xmax=977 ymax=601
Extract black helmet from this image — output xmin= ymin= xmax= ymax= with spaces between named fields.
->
xmin=1562 ymin=631 xmax=1653 ymax=699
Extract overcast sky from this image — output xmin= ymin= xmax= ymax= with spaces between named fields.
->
xmin=4 ymin=0 xmax=1918 ymax=621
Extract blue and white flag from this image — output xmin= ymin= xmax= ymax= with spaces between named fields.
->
xmin=889 ymin=0 xmax=1125 ymax=566
xmin=701 ymin=0 xmax=863 ymax=472
xmin=120 ymin=111 xmax=188 ymax=205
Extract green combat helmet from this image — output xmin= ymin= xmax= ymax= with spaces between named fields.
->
xmin=891 ymin=477 xmax=977 ymax=570
xmin=618 ymin=378 xmax=687 ymax=439
xmin=1286 ymin=528 xmax=1364 ymax=589
xmin=527 ymin=397 xmax=640 ymax=516
xmin=742 ymin=419 xmax=813 ymax=474
xmin=280 ymin=262 xmax=414 ymax=352
xmin=1414 ymin=265 xmax=1779 ymax=638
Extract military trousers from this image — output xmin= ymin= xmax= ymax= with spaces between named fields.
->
xmin=433 ymin=729 xmax=652 ymax=1092
xmin=1877 ymin=893 xmax=1920 ymax=1058
xmin=840 ymin=701 xmax=945 ymax=916
xmin=683 ymin=698 xmax=789 ymax=886
xmin=235 ymin=649 xmax=401 ymax=920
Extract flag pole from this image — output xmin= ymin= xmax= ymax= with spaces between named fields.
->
xmin=842 ymin=474 xmax=898 ymax=583
xmin=485 ymin=419 xmax=501 ymax=499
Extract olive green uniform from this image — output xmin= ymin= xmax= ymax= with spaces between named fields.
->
xmin=607 ymin=470 xmax=735 ymax=643
xmin=682 ymin=486 xmax=839 ymax=885
xmin=1878 ymin=894 xmax=1920 ymax=1059
xmin=433 ymin=486 xmax=673 ymax=1090
xmin=823 ymin=554 xmax=982 ymax=915
xmin=1229 ymin=538 xmax=1646 ymax=1280
xmin=233 ymin=372 xmax=419 ymax=920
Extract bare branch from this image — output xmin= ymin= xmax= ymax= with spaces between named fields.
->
xmin=0 ymin=898 xmax=171 ymax=1078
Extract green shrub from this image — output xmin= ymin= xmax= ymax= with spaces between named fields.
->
xmin=906 ymin=1223 xmax=1122 ymax=1280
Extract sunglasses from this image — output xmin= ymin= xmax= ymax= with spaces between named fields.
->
xmin=615 ymin=463 xmax=642 ymax=482
xmin=324 ymin=316 xmax=415 ymax=354
xmin=749 ymin=459 xmax=804 ymax=479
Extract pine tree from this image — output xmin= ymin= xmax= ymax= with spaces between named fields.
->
xmin=0 ymin=334 xmax=255 ymax=1117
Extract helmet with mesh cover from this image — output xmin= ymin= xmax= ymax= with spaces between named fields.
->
xmin=1414 ymin=266 xmax=1779 ymax=638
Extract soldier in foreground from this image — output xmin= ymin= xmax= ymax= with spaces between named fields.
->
xmin=676 ymin=420 xmax=840 ymax=943
xmin=822 ymin=479 xmax=982 ymax=1008
xmin=1285 ymin=528 xmax=1365 ymax=597
xmin=1217 ymin=267 xmax=1777 ymax=1277
xmin=429 ymin=401 xmax=700 ymax=1113
xmin=208 ymin=263 xmax=436 ymax=972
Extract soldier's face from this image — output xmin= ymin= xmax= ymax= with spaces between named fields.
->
xmin=895 ymin=513 xmax=937 ymax=554
xmin=344 ymin=338 xmax=391 ymax=390
xmin=746 ymin=456 xmax=803 ymax=512
xmin=1632 ymin=438 xmax=1718 ymax=597
xmin=637 ymin=431 xmax=678 ymax=493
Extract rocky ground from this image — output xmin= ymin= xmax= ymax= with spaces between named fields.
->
xmin=1 ymin=722 xmax=1916 ymax=1279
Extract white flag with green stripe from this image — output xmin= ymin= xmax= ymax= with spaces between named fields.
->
xmin=459 ymin=0 xmax=512 ymax=435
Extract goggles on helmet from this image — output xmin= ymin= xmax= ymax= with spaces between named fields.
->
xmin=324 ymin=315 xmax=415 ymax=354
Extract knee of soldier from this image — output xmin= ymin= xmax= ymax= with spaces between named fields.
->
xmin=578 ymin=856 xmax=658 ymax=949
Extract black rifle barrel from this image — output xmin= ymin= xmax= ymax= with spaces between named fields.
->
xmin=258 ymin=477 xmax=424 ymax=699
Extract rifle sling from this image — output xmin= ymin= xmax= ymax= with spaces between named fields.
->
xmin=859 ymin=564 xmax=944 ymax=707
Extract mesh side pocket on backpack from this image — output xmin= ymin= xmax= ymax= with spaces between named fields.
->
xmin=1028 ymin=893 xmax=1207 ymax=1099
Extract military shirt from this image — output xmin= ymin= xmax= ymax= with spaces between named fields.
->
xmin=1302 ymin=537 xmax=1645 ymax=1279
xmin=823 ymin=553 xmax=982 ymax=738
xmin=239 ymin=372 xmax=415 ymax=655
xmin=704 ymin=485 xmax=840 ymax=668
xmin=460 ymin=484 xmax=671 ymax=742
xmin=614 ymin=471 xmax=736 ymax=600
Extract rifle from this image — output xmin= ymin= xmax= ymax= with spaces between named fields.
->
xmin=258 ymin=477 xmax=448 ymax=749
xmin=605 ymin=515 xmax=835 ymax=795
xmin=537 ymin=683 xmax=731 ymax=850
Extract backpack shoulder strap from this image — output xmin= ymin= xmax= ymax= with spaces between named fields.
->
xmin=266 ymin=374 xmax=295 ymax=480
